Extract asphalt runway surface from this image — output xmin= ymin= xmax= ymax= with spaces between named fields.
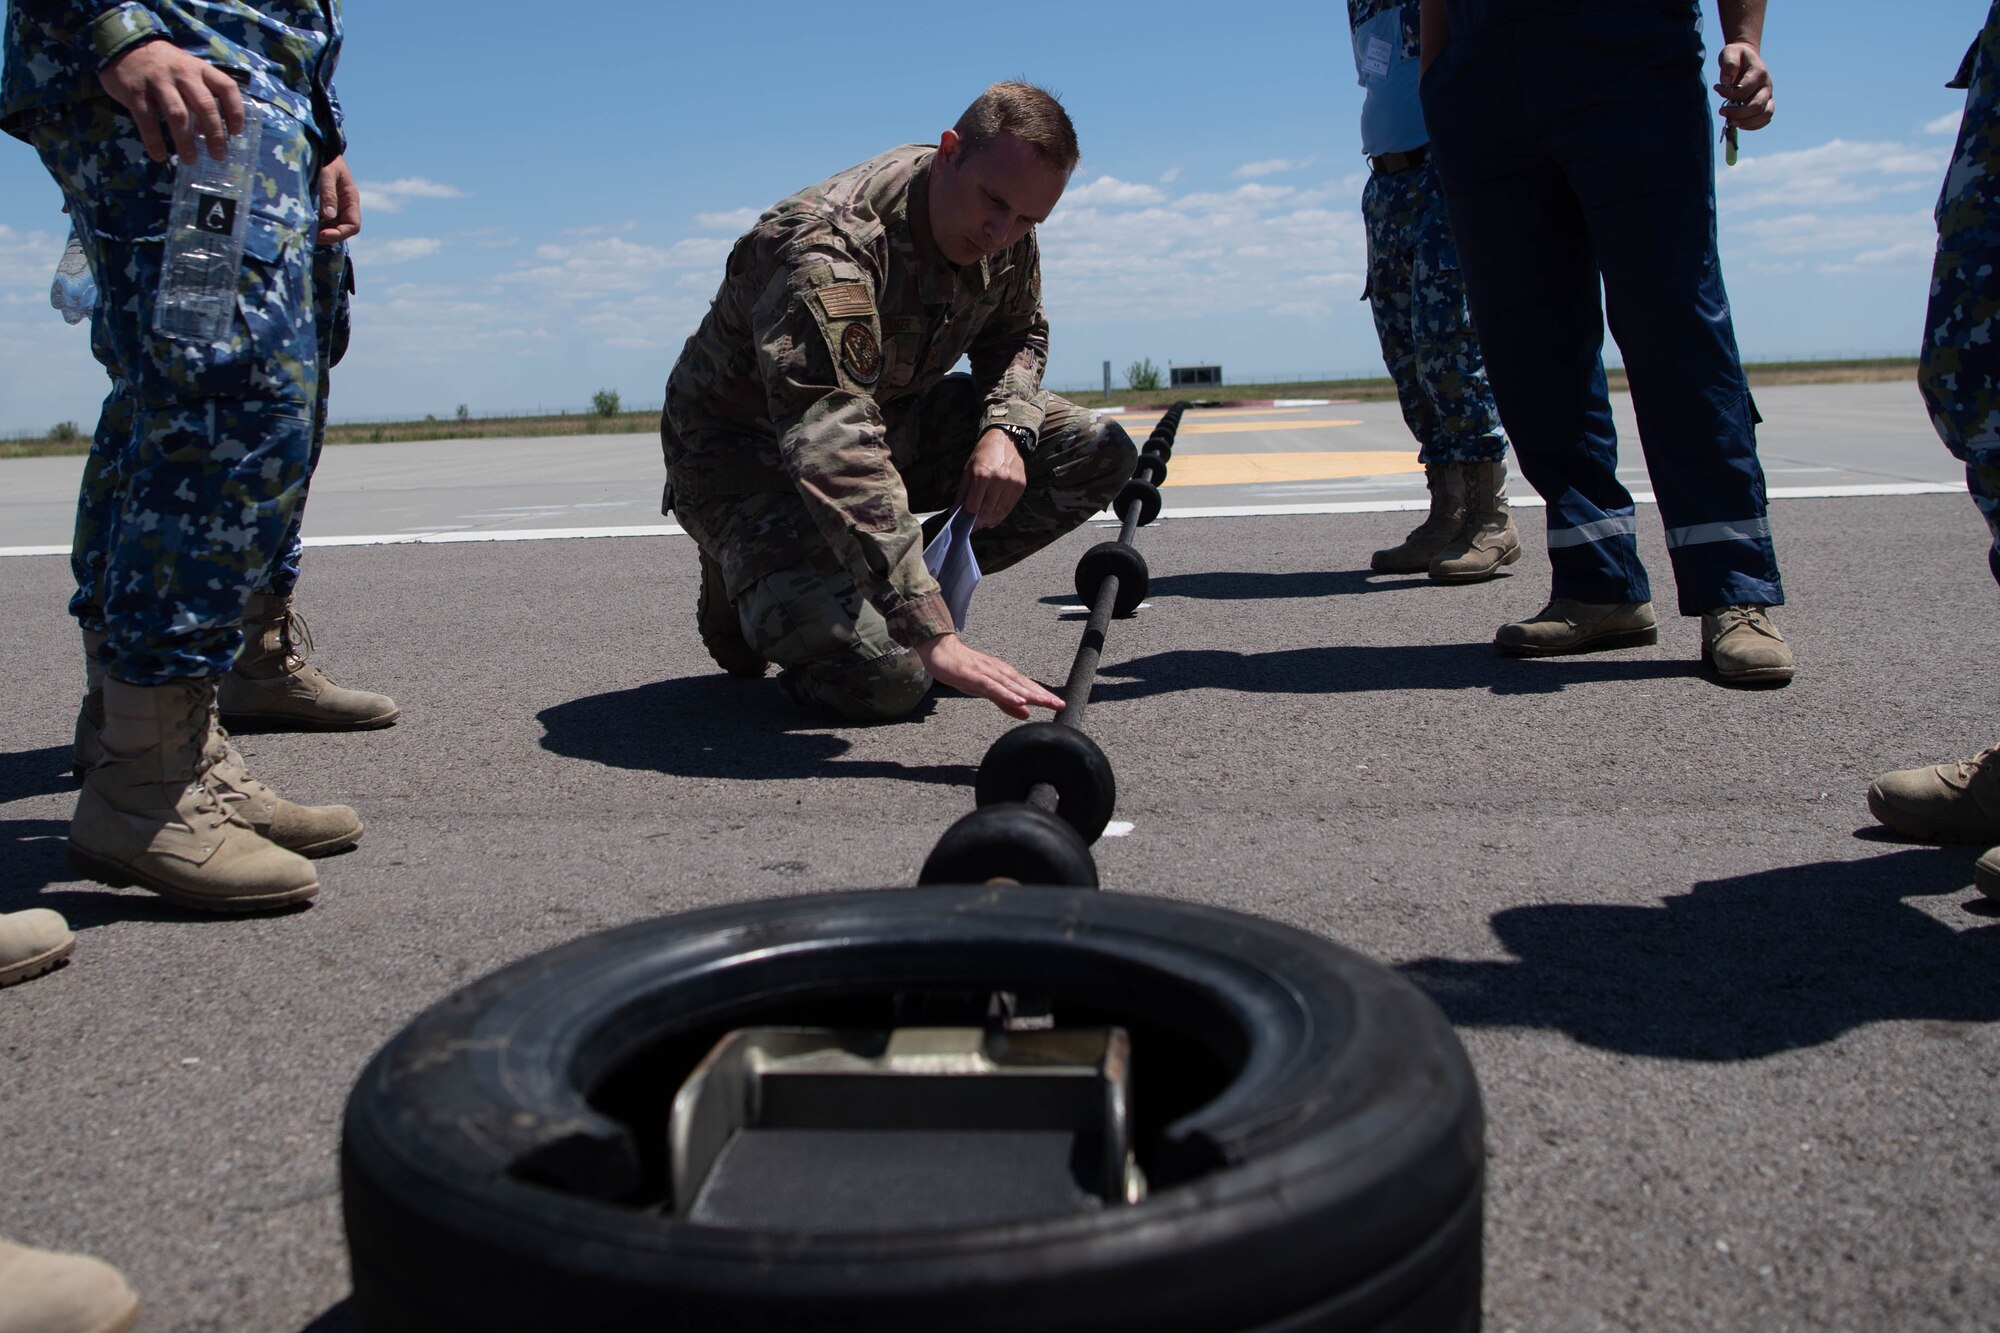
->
xmin=0 ymin=381 xmax=1957 ymax=553
xmin=3 ymin=382 xmax=1998 ymax=1331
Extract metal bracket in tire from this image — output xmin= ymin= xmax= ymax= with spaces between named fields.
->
xmin=341 ymin=888 xmax=1485 ymax=1332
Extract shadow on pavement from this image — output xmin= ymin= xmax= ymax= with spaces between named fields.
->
xmin=1400 ymin=847 xmax=1999 ymax=1061
xmin=537 ymin=675 xmax=976 ymax=787
xmin=1039 ymin=568 xmax=1436 ymax=605
xmin=1092 ymin=643 xmax=1698 ymax=699
xmin=300 ymin=1298 xmax=351 ymax=1333
xmin=0 ymin=817 xmax=71 ymax=900
xmin=0 ymin=744 xmax=74 ymax=806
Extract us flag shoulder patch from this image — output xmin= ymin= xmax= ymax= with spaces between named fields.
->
xmin=815 ymin=284 xmax=875 ymax=321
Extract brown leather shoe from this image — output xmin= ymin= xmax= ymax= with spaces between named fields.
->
xmin=1976 ymin=846 xmax=2000 ymax=902
xmin=1701 ymin=604 xmax=1795 ymax=686
xmin=1495 ymin=599 xmax=1658 ymax=656
xmin=1868 ymin=747 xmax=2000 ymax=843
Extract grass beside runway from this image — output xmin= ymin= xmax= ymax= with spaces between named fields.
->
xmin=0 ymin=356 xmax=1918 ymax=459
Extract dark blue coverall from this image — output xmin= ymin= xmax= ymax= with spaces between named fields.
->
xmin=1419 ymin=0 xmax=1784 ymax=616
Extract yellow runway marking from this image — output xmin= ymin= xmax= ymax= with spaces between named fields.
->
xmin=1169 ymin=419 xmax=1362 ymax=436
xmin=1161 ymin=451 xmax=1422 ymax=487
xmin=1113 ymin=407 xmax=1318 ymax=431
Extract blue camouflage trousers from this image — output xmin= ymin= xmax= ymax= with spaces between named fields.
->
xmin=1921 ymin=0 xmax=2000 ymax=587
xmin=1361 ymin=157 xmax=1508 ymax=465
xmin=32 ymin=95 xmax=331 ymax=684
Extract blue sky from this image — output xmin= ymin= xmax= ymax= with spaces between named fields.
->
xmin=0 ymin=0 xmax=1986 ymax=433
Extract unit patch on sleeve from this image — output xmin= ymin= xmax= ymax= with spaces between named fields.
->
xmin=840 ymin=322 xmax=881 ymax=384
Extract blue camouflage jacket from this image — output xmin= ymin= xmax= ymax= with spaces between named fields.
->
xmin=2 ymin=1 xmax=343 ymax=149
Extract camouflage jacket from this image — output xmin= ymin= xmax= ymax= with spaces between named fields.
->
xmin=3 ymin=1 xmax=343 ymax=150
xmin=664 ymin=144 xmax=1050 ymax=648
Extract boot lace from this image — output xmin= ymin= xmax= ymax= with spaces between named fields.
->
xmin=1950 ymin=746 xmax=2000 ymax=785
xmin=1710 ymin=605 xmax=1774 ymax=638
xmin=278 ymin=608 xmax=315 ymax=670
xmin=183 ymin=774 xmax=248 ymax=832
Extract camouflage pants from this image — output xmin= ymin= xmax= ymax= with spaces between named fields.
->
xmin=678 ymin=376 xmax=1137 ymax=721
xmin=1361 ymin=157 xmax=1508 ymax=465
xmin=32 ymin=95 xmax=328 ymax=685
xmin=69 ymin=244 xmax=351 ymax=629
xmin=1921 ymin=0 xmax=2000 ymax=586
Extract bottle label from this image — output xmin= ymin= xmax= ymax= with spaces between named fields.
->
xmin=196 ymin=195 xmax=237 ymax=235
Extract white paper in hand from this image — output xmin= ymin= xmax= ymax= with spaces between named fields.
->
xmin=922 ymin=505 xmax=982 ymax=631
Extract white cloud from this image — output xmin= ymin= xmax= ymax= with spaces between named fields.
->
xmin=1231 ymin=158 xmax=1296 ymax=179
xmin=355 ymin=236 xmax=444 ymax=265
xmin=694 ymin=207 xmax=761 ymax=232
xmin=1728 ymin=208 xmax=1934 ymax=273
xmin=359 ymin=177 xmax=468 ymax=214
xmin=504 ymin=235 xmax=730 ymax=300
xmin=1038 ymin=172 xmax=1364 ymax=326
xmin=1159 ymin=167 xmax=1182 ymax=184
xmin=0 ymin=222 xmax=67 ymax=292
xmin=1714 ymin=135 xmax=1947 ymax=274
xmin=1926 ymin=110 xmax=1964 ymax=136
xmin=1719 ymin=138 xmax=1946 ymax=212
xmin=1176 ymin=182 xmax=1297 ymax=210
xmin=1060 ymin=176 xmax=1166 ymax=209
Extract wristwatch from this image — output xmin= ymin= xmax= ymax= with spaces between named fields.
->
xmin=991 ymin=422 xmax=1038 ymax=457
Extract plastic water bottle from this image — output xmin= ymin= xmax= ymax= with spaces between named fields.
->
xmin=50 ymin=223 xmax=96 ymax=325
xmin=153 ymin=105 xmax=264 ymax=343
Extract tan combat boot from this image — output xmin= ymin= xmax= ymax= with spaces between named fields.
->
xmin=218 ymin=593 xmax=399 ymax=730
xmin=1495 ymin=598 xmax=1658 ymax=656
xmin=68 ymin=677 xmax=319 ymax=912
xmin=1430 ymin=458 xmax=1523 ymax=584
xmin=0 ymin=1237 xmax=140 ymax=1333
xmin=71 ymin=627 xmax=108 ymax=777
xmin=74 ymin=631 xmax=361 ymax=857
xmin=1371 ymin=463 xmax=1467 ymax=574
xmin=199 ymin=702 xmax=364 ymax=858
xmin=697 ymin=547 xmax=768 ymax=677
xmin=1868 ymin=747 xmax=2000 ymax=843
xmin=0 ymin=910 xmax=74 ymax=988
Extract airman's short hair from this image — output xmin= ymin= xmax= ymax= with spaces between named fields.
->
xmin=953 ymin=82 xmax=1080 ymax=173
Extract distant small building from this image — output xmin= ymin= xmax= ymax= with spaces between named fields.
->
xmin=1169 ymin=362 xmax=1222 ymax=388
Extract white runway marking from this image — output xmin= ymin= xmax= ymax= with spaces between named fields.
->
xmin=1125 ymin=481 xmax=1965 ymax=523
xmin=1102 ymin=822 xmax=1135 ymax=838
xmin=0 ymin=483 xmax=1962 ymax=559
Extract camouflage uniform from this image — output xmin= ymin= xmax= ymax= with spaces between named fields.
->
xmin=67 ymin=244 xmax=350 ymax=629
xmin=663 ymin=145 xmax=1136 ymax=720
xmin=1922 ymin=2 xmax=2000 ymax=586
xmin=1351 ymin=0 xmax=1507 ymax=465
xmin=3 ymin=1 xmax=345 ymax=685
